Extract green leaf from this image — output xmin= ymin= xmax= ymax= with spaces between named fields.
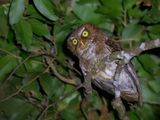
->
xmin=97 ymin=0 xmax=122 ymax=17
xmin=148 ymin=80 xmax=160 ymax=93
xmin=28 ymin=18 xmax=50 ymax=38
xmin=0 ymin=55 xmax=18 ymax=81
xmin=9 ymin=0 xmax=25 ymax=25
xmin=128 ymin=111 xmax=139 ymax=120
xmin=128 ymin=6 xmax=146 ymax=20
xmin=39 ymin=74 xmax=63 ymax=98
xmin=122 ymin=23 xmax=142 ymax=41
xmin=14 ymin=19 xmax=33 ymax=49
xmin=72 ymin=0 xmax=104 ymax=24
xmin=0 ymin=7 xmax=9 ymax=38
xmin=22 ymin=79 xmax=43 ymax=99
xmin=0 ymin=98 xmax=38 ymax=120
xmin=142 ymin=83 xmax=160 ymax=101
xmin=33 ymin=0 xmax=58 ymax=21
xmin=26 ymin=5 xmax=46 ymax=21
xmin=147 ymin=25 xmax=160 ymax=38
xmin=138 ymin=54 xmax=158 ymax=74
xmin=139 ymin=105 xmax=156 ymax=120
xmin=24 ymin=59 xmax=44 ymax=73
xmin=122 ymin=0 xmax=138 ymax=10
xmin=0 ymin=40 xmax=19 ymax=53
xmin=142 ymin=8 xmax=160 ymax=24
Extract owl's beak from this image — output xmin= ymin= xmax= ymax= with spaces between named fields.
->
xmin=80 ymin=40 xmax=85 ymax=47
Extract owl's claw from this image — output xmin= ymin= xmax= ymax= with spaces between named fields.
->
xmin=112 ymin=97 xmax=129 ymax=120
xmin=80 ymin=97 xmax=89 ymax=120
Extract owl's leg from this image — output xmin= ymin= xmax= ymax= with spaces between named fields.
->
xmin=112 ymin=62 xmax=129 ymax=120
xmin=80 ymin=97 xmax=89 ymax=120
xmin=80 ymin=74 xmax=93 ymax=120
xmin=112 ymin=97 xmax=129 ymax=120
xmin=112 ymin=87 xmax=129 ymax=120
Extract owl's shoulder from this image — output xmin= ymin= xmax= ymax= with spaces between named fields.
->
xmin=105 ymin=37 xmax=122 ymax=52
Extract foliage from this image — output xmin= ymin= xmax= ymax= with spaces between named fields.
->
xmin=0 ymin=0 xmax=160 ymax=120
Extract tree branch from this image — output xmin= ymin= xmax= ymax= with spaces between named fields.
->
xmin=112 ymin=39 xmax=160 ymax=63
xmin=45 ymin=56 xmax=81 ymax=85
xmin=143 ymin=100 xmax=160 ymax=106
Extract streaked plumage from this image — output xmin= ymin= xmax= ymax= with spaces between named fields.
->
xmin=67 ymin=23 xmax=142 ymax=103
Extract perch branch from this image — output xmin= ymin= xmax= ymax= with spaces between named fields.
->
xmin=45 ymin=56 xmax=80 ymax=85
xmin=130 ymin=38 xmax=160 ymax=56
xmin=112 ymin=39 xmax=160 ymax=63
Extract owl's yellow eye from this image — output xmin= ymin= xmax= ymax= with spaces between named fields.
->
xmin=72 ymin=38 xmax=78 ymax=45
xmin=82 ymin=30 xmax=89 ymax=37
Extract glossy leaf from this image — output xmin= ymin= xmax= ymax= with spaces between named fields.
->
xmin=14 ymin=19 xmax=33 ymax=49
xmin=0 ymin=7 xmax=9 ymax=38
xmin=39 ymin=74 xmax=63 ymax=98
xmin=122 ymin=0 xmax=138 ymax=10
xmin=9 ymin=0 xmax=25 ymax=25
xmin=33 ymin=0 xmax=58 ymax=21
xmin=0 ymin=98 xmax=38 ymax=120
xmin=97 ymin=0 xmax=122 ymax=17
xmin=72 ymin=0 xmax=104 ymax=24
xmin=28 ymin=19 xmax=50 ymax=38
xmin=0 ymin=55 xmax=18 ymax=81
xmin=0 ymin=40 xmax=19 ymax=53
xmin=122 ymin=23 xmax=142 ymax=41
xmin=149 ymin=80 xmax=160 ymax=93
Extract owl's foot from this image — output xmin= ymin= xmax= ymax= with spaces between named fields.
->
xmin=80 ymin=97 xmax=89 ymax=120
xmin=112 ymin=97 xmax=129 ymax=120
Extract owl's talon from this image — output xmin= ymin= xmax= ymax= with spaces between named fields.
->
xmin=112 ymin=97 xmax=129 ymax=120
xmin=80 ymin=97 xmax=89 ymax=120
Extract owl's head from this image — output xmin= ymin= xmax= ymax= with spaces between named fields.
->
xmin=67 ymin=23 xmax=107 ymax=57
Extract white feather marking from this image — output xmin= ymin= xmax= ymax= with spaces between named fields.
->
xmin=154 ymin=39 xmax=160 ymax=47
xmin=78 ymin=27 xmax=85 ymax=37
xmin=139 ymin=43 xmax=146 ymax=50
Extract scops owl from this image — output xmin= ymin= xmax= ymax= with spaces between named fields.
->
xmin=67 ymin=23 xmax=142 ymax=104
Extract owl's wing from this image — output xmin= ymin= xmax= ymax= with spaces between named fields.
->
xmin=92 ymin=60 xmax=142 ymax=104
xmin=105 ymin=37 xmax=122 ymax=52
xmin=124 ymin=63 xmax=143 ymax=105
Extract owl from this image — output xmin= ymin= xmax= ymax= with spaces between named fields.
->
xmin=67 ymin=23 xmax=142 ymax=104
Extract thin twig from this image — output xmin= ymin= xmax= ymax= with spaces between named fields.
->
xmin=37 ymin=84 xmax=83 ymax=120
xmin=143 ymin=100 xmax=160 ymax=106
xmin=5 ymin=55 xmax=33 ymax=81
xmin=0 ymin=87 xmax=23 ymax=102
xmin=0 ymin=48 xmax=21 ymax=59
xmin=0 ymin=67 xmax=49 ymax=103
